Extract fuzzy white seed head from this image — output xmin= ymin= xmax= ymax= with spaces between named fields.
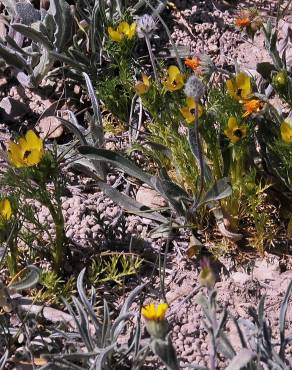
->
xmin=136 ymin=14 xmax=157 ymax=39
xmin=184 ymin=76 xmax=205 ymax=101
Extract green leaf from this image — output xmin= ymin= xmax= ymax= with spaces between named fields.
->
xmin=9 ymin=265 xmax=41 ymax=291
xmin=144 ymin=141 xmax=172 ymax=160
xmin=48 ymin=0 xmax=73 ymax=51
xmin=12 ymin=23 xmax=53 ymax=49
xmin=33 ymin=48 xmax=54 ymax=85
xmin=225 ymin=349 xmax=256 ymax=370
xmin=49 ymin=50 xmax=88 ymax=71
xmin=82 ymin=72 xmax=104 ymax=147
xmin=0 ymin=0 xmax=16 ymax=15
xmin=279 ymin=280 xmax=292 ymax=358
xmin=256 ymin=62 xmax=275 ymax=80
xmin=0 ymin=350 xmax=8 ymax=370
xmin=199 ymin=177 xmax=232 ymax=206
xmin=73 ymin=161 xmax=168 ymax=223
xmin=90 ymin=0 xmax=107 ymax=52
xmin=101 ymin=300 xmax=111 ymax=347
xmin=217 ymin=334 xmax=236 ymax=360
xmin=151 ymin=335 xmax=179 ymax=370
xmin=0 ymin=42 xmax=31 ymax=72
xmin=151 ymin=168 xmax=191 ymax=217
xmin=78 ymin=146 xmax=153 ymax=187
xmin=54 ymin=116 xmax=88 ymax=146
xmin=72 ymin=297 xmax=94 ymax=352
xmin=77 ymin=268 xmax=102 ymax=335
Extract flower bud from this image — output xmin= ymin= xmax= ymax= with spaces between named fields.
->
xmin=272 ymin=70 xmax=288 ymax=87
xmin=198 ymin=257 xmax=215 ymax=289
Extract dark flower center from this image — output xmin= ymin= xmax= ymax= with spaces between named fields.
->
xmin=23 ymin=150 xmax=31 ymax=159
xmin=233 ymin=129 xmax=243 ymax=138
xmin=236 ymin=88 xmax=242 ymax=97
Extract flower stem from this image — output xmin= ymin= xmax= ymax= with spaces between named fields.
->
xmin=145 ymin=35 xmax=159 ymax=85
xmin=188 ymin=100 xmax=205 ymax=216
xmin=46 ymin=200 xmax=66 ymax=274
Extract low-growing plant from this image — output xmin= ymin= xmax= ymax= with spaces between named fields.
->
xmin=89 ymin=253 xmax=143 ymax=286
xmin=0 ymin=131 xmax=67 ymax=275
xmin=195 ymin=279 xmax=292 ymax=369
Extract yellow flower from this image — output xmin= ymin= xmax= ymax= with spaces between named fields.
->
xmin=224 ymin=117 xmax=247 ymax=143
xmin=8 ymin=130 xmax=44 ymax=168
xmin=226 ymin=72 xmax=252 ymax=101
xmin=108 ymin=21 xmax=136 ymax=42
xmin=0 ymin=198 xmax=12 ymax=222
xmin=180 ymin=97 xmax=204 ymax=124
xmin=135 ymin=74 xmax=150 ymax=95
xmin=242 ymin=99 xmax=263 ymax=117
xmin=162 ymin=65 xmax=184 ymax=91
xmin=280 ymin=118 xmax=292 ymax=144
xmin=141 ymin=303 xmax=168 ymax=321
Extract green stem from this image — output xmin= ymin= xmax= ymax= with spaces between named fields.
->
xmin=46 ymin=200 xmax=66 ymax=274
xmin=145 ymin=35 xmax=159 ymax=85
xmin=7 ymin=237 xmax=17 ymax=276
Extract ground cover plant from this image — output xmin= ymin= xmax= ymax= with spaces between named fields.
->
xmin=0 ymin=0 xmax=291 ymax=368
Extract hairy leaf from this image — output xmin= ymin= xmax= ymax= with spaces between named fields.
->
xmin=12 ymin=23 xmax=53 ymax=49
xmin=9 ymin=265 xmax=41 ymax=291
xmin=225 ymin=349 xmax=256 ymax=370
xmin=279 ymin=280 xmax=292 ymax=358
xmin=79 ymin=146 xmax=153 ymax=187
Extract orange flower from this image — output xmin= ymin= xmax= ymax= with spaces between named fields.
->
xmin=242 ymin=99 xmax=263 ymax=117
xmin=184 ymin=57 xmax=200 ymax=72
xmin=235 ymin=17 xmax=251 ymax=28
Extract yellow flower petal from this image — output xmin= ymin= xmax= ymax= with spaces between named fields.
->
xmin=135 ymin=74 xmax=150 ymax=95
xmin=127 ymin=22 xmax=136 ymax=39
xmin=280 ymin=119 xmax=292 ymax=144
xmin=25 ymin=130 xmax=43 ymax=151
xmin=142 ymin=73 xmax=150 ymax=87
xmin=180 ymin=98 xmax=204 ymax=124
xmin=236 ymin=72 xmax=252 ymax=100
xmin=226 ymin=73 xmax=252 ymax=101
xmin=180 ymin=106 xmax=194 ymax=123
xmin=168 ymin=65 xmax=180 ymax=81
xmin=186 ymin=96 xmax=196 ymax=109
xmin=108 ymin=27 xmax=123 ymax=42
xmin=156 ymin=303 xmax=168 ymax=319
xmin=117 ymin=21 xmax=130 ymax=35
xmin=25 ymin=149 xmax=43 ymax=167
xmin=0 ymin=198 xmax=12 ymax=221
xmin=141 ymin=303 xmax=169 ymax=321
xmin=7 ymin=131 xmax=44 ymax=168
xmin=7 ymin=142 xmax=21 ymax=167
xmin=162 ymin=66 xmax=184 ymax=91
xmin=226 ymin=80 xmax=236 ymax=99
xmin=225 ymin=117 xmax=247 ymax=143
xmin=228 ymin=116 xmax=238 ymax=130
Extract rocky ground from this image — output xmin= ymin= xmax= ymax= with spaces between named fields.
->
xmin=0 ymin=0 xmax=292 ymax=368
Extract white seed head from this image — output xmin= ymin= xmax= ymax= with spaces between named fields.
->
xmin=136 ymin=14 xmax=157 ymax=39
xmin=184 ymin=75 xmax=205 ymax=101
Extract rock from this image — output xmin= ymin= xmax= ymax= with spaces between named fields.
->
xmin=37 ymin=116 xmax=64 ymax=139
xmin=231 ymin=272 xmax=251 ymax=286
xmin=253 ymin=258 xmax=280 ymax=282
xmin=136 ymin=185 xmax=166 ymax=208
xmin=0 ymin=97 xmax=30 ymax=120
